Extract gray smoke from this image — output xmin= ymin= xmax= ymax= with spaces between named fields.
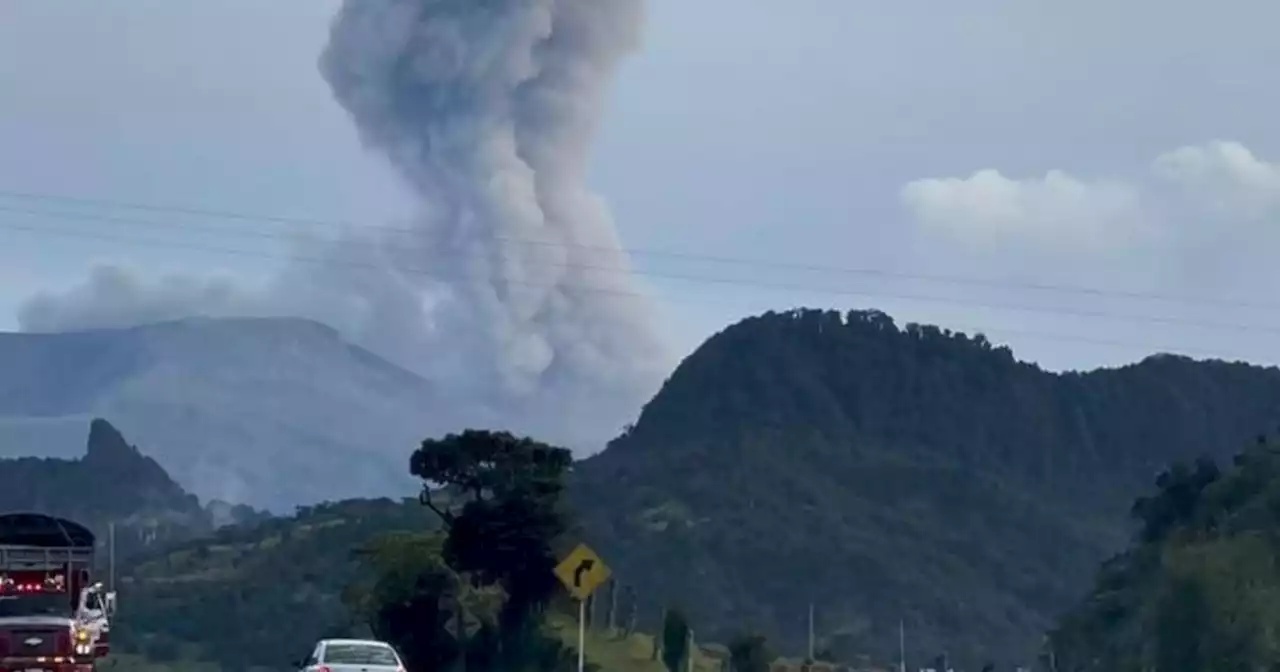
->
xmin=19 ymin=265 xmax=261 ymax=332
xmin=313 ymin=0 xmax=671 ymax=446
xmin=17 ymin=0 xmax=673 ymax=450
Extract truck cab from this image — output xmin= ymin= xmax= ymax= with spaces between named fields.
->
xmin=0 ymin=513 xmax=116 ymax=672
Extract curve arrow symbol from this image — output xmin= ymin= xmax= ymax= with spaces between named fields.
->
xmin=573 ymin=559 xmax=595 ymax=588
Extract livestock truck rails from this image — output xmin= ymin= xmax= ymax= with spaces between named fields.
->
xmin=0 ymin=513 xmax=116 ymax=672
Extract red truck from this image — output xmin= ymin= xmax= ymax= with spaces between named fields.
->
xmin=0 ymin=513 xmax=116 ymax=672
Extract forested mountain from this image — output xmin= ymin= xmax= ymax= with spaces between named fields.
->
xmin=570 ymin=308 xmax=1280 ymax=668
xmin=0 ymin=419 xmax=263 ymax=560
xmin=0 ymin=317 xmax=440 ymax=510
xmin=0 ymin=418 xmax=196 ymax=519
xmin=1051 ymin=439 xmax=1280 ymax=671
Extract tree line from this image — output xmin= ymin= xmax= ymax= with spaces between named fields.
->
xmin=341 ymin=428 xmax=790 ymax=672
xmin=1047 ymin=434 xmax=1280 ymax=671
xmin=349 ymin=423 xmax=1280 ymax=672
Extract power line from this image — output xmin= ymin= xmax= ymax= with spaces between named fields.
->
xmin=1 ymin=188 xmax=1275 ymax=311
xmin=5 ymin=207 xmax=1280 ymax=339
xmin=0 ymin=219 xmax=1275 ymax=363
xmin=0 ymin=219 xmax=654 ymax=301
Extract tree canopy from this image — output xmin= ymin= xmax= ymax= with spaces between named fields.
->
xmin=357 ymin=429 xmax=584 ymax=672
xmin=571 ymin=308 xmax=1280 ymax=666
xmin=1051 ymin=438 xmax=1280 ymax=671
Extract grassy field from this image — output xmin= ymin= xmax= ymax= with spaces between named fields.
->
xmin=546 ymin=613 xmax=725 ymax=672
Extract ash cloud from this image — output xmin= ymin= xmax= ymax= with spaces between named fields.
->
xmin=17 ymin=0 xmax=673 ymax=451
xmin=19 ymin=265 xmax=263 ymax=333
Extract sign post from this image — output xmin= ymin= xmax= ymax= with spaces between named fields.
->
xmin=554 ymin=543 xmax=612 ymax=672
xmin=578 ymin=598 xmax=586 ymax=672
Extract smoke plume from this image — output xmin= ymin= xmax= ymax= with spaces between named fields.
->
xmin=18 ymin=0 xmax=673 ymax=450
xmin=19 ymin=265 xmax=261 ymax=332
xmin=315 ymin=0 xmax=670 ymax=446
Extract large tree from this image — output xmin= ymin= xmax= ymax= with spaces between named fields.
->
xmin=408 ymin=429 xmax=579 ymax=671
xmin=344 ymin=532 xmax=498 ymax=672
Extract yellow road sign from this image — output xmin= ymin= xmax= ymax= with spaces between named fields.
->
xmin=554 ymin=543 xmax=611 ymax=601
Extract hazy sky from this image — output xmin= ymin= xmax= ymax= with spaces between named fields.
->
xmin=3 ymin=0 xmax=1280 ymax=375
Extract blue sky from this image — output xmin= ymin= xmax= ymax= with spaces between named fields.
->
xmin=3 ymin=0 xmax=1280 ymax=379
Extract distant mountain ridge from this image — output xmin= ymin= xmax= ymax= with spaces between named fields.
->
xmin=0 ymin=418 xmax=196 ymax=520
xmin=0 ymin=317 xmax=445 ymax=510
xmin=0 ymin=418 xmax=264 ymax=561
xmin=570 ymin=308 xmax=1280 ymax=667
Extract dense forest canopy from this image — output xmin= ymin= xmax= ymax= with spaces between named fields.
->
xmin=1051 ymin=438 xmax=1280 ymax=671
xmin=116 ymin=497 xmax=438 ymax=669
xmin=572 ymin=309 xmax=1280 ymax=666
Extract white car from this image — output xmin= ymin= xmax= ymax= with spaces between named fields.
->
xmin=297 ymin=638 xmax=407 ymax=672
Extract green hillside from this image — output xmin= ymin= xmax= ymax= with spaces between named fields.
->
xmin=115 ymin=498 xmax=437 ymax=670
xmin=12 ymin=308 xmax=1280 ymax=670
xmin=571 ymin=309 xmax=1280 ymax=668
xmin=111 ymin=501 xmax=740 ymax=672
xmin=544 ymin=613 xmax=724 ymax=672
xmin=111 ymin=486 xmax=725 ymax=672
xmin=1051 ymin=438 xmax=1280 ymax=671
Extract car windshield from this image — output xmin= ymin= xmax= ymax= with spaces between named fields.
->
xmin=0 ymin=594 xmax=72 ymax=617
xmin=323 ymin=643 xmax=399 ymax=666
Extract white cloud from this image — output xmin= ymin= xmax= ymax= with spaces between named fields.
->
xmin=901 ymin=140 xmax=1280 ymax=252
xmin=880 ymin=140 xmax=1280 ymax=372
xmin=900 ymin=169 xmax=1147 ymax=252
xmin=1152 ymin=141 xmax=1280 ymax=221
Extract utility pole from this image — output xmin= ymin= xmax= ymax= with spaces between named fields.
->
xmin=898 ymin=620 xmax=906 ymax=672
xmin=807 ymin=603 xmax=815 ymax=661
xmin=608 ymin=579 xmax=619 ymax=632
xmin=108 ymin=522 xmax=116 ymax=591
xmin=688 ymin=628 xmax=696 ymax=672
xmin=624 ymin=585 xmax=638 ymax=636
xmin=653 ymin=606 xmax=666 ymax=661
